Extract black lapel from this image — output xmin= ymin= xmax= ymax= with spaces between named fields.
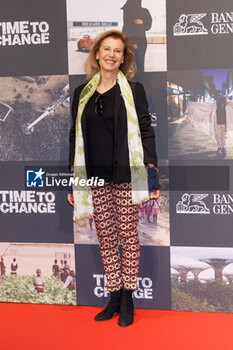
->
xmin=114 ymin=84 xmax=122 ymax=139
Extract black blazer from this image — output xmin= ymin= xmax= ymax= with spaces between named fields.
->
xmin=69 ymin=81 xmax=157 ymax=183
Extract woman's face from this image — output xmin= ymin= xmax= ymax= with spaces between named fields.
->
xmin=96 ymin=36 xmax=124 ymax=75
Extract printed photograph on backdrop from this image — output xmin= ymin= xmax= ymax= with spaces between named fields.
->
xmin=74 ymin=162 xmax=170 ymax=246
xmin=0 ymin=75 xmax=70 ymax=161
xmin=66 ymin=0 xmax=166 ymax=74
xmin=171 ymin=246 xmax=233 ymax=313
xmin=0 ymin=243 xmax=76 ymax=305
xmin=168 ymin=69 xmax=233 ymax=160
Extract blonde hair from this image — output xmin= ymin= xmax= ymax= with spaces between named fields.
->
xmin=84 ymin=30 xmax=136 ymax=80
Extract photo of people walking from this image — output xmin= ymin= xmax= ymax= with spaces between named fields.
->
xmin=168 ymin=69 xmax=233 ymax=159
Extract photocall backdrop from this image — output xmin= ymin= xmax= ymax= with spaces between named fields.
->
xmin=0 ymin=0 xmax=233 ymax=313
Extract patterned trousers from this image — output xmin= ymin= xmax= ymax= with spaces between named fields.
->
xmin=92 ymin=182 xmax=140 ymax=292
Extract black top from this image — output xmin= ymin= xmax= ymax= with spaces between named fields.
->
xmin=83 ymin=85 xmax=116 ymax=181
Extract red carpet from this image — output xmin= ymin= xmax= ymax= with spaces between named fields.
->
xmin=1 ymin=303 xmax=233 ymax=350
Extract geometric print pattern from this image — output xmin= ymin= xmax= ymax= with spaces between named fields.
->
xmin=92 ymin=182 xmax=140 ymax=291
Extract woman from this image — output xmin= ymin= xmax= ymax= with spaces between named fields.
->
xmin=67 ymin=30 xmax=160 ymax=327
xmin=121 ymin=0 xmax=152 ymax=72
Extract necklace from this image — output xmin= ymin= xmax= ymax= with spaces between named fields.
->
xmin=97 ymin=79 xmax=116 ymax=94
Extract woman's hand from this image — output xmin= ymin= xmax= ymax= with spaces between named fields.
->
xmin=150 ymin=189 xmax=161 ymax=200
xmin=67 ymin=193 xmax=74 ymax=207
xmin=147 ymin=165 xmax=160 ymax=197
xmin=67 ymin=166 xmax=74 ymax=206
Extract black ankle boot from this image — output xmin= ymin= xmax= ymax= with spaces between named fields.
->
xmin=95 ymin=289 xmax=122 ymax=321
xmin=118 ymin=289 xmax=134 ymax=327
